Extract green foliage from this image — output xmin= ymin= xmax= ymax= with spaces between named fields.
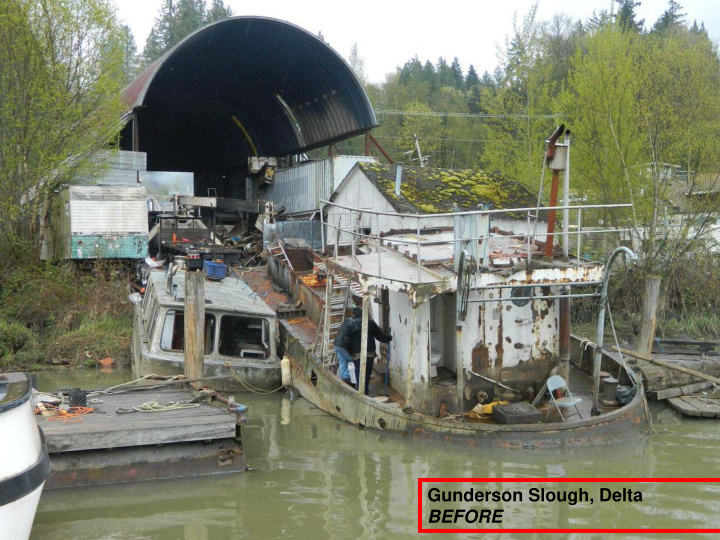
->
xmin=0 ymin=0 xmax=126 ymax=248
xmin=0 ymin=318 xmax=37 ymax=358
xmin=48 ymin=315 xmax=132 ymax=365
xmin=0 ymin=253 xmax=134 ymax=369
xmin=395 ymin=101 xmax=450 ymax=164
xmin=142 ymin=0 xmax=233 ymax=65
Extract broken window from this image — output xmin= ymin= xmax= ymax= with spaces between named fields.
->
xmin=218 ymin=315 xmax=269 ymax=359
xmin=160 ymin=310 xmax=215 ymax=354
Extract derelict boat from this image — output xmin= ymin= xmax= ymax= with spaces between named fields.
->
xmin=0 ymin=373 xmax=49 ymax=540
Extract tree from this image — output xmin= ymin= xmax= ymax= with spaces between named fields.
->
xmin=615 ymin=0 xmax=644 ymax=32
xmin=653 ymin=0 xmax=685 ymax=32
xmin=348 ymin=43 xmax=366 ymax=84
xmin=563 ymin=23 xmax=720 ymax=283
xmin=142 ymin=0 xmax=176 ymax=64
xmin=205 ymin=0 xmax=233 ymax=23
xmin=0 ymin=0 xmax=126 ymax=248
xmin=395 ymin=101 xmax=449 ymax=167
xmin=120 ymin=24 xmax=140 ymax=85
xmin=141 ymin=0 xmax=233 ymax=66
xmin=450 ymin=57 xmax=465 ymax=90
xmin=465 ymin=65 xmax=480 ymax=88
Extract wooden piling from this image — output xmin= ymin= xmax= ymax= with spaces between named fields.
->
xmin=184 ymin=271 xmax=205 ymax=379
xmin=637 ymin=276 xmax=661 ymax=357
xmin=358 ymin=293 xmax=370 ymax=396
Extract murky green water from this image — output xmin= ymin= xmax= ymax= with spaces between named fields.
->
xmin=30 ymin=369 xmax=720 ymax=539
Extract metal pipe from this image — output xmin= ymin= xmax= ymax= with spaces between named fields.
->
xmin=472 ymin=281 xmax=602 ymax=291
xmin=468 ymin=292 xmax=599 ymax=303
xmin=323 ymin=220 xmax=629 ymax=244
xmin=416 ymin=218 xmax=421 ymax=280
xmin=592 ymin=246 xmax=638 ymax=416
xmin=559 ymin=286 xmax=571 ymax=381
xmin=376 ymin=212 xmax=381 ymax=274
xmin=577 ymin=208 xmax=582 ymax=268
xmin=319 ymin=199 xmax=633 ymax=220
xmin=562 ymin=132 xmax=571 ymax=258
xmin=320 ymin=205 xmax=325 ymax=254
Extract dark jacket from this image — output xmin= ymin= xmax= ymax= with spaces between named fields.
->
xmin=350 ymin=317 xmax=391 ymax=357
xmin=333 ymin=316 xmax=354 ymax=349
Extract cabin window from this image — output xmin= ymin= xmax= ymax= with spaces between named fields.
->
xmin=218 ymin=315 xmax=269 ymax=359
xmin=160 ymin=310 xmax=216 ymax=354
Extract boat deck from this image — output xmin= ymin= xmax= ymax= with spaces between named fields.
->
xmin=244 ymin=265 xmax=619 ymax=425
xmin=39 ymin=385 xmax=246 ymax=488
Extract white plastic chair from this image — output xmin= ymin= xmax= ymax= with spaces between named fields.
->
xmin=546 ymin=375 xmax=582 ymax=422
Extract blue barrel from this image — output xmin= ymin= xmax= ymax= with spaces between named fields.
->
xmin=203 ymin=260 xmax=227 ymax=280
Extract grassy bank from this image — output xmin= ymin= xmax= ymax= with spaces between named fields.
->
xmin=0 ymin=246 xmax=134 ymax=371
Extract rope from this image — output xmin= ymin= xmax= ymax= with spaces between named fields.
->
xmin=35 ymin=404 xmax=94 ymax=423
xmin=224 ymin=362 xmax=285 ymax=394
xmin=116 ymin=401 xmax=200 ymax=414
xmin=87 ymin=374 xmax=186 ymax=397
xmin=608 ymin=302 xmax=655 ymax=434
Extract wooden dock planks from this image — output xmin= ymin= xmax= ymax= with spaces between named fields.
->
xmin=41 ymin=387 xmax=237 ymax=453
xmin=667 ymin=395 xmax=720 ymax=418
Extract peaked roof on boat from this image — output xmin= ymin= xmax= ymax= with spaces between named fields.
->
xmin=120 ymin=17 xmax=376 ymax=177
xmin=335 ymin=163 xmax=539 ymax=217
xmin=149 ymin=270 xmax=276 ymax=317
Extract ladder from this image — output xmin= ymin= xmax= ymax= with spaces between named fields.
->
xmin=313 ymin=272 xmax=354 ymax=364
xmin=268 ymin=240 xmax=293 ymax=270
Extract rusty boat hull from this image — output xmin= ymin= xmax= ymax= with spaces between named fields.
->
xmin=280 ymin=320 xmax=652 ymax=448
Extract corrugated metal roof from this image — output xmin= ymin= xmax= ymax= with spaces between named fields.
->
xmin=121 ymin=17 xmax=376 ymax=181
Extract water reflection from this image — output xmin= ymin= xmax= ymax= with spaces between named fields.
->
xmin=31 ymin=372 xmax=720 ymax=539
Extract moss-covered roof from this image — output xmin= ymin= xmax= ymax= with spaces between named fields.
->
xmin=352 ymin=163 xmax=537 ymax=216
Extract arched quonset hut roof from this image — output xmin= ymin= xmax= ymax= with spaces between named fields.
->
xmin=121 ymin=17 xmax=376 ymax=177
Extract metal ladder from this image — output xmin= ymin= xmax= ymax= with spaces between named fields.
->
xmin=313 ymin=272 xmax=353 ymax=364
xmin=268 ymin=240 xmax=293 ymax=270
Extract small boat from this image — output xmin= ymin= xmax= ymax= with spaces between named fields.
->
xmin=0 ymin=373 xmax=49 ymax=540
xmin=132 ymin=267 xmax=281 ymax=392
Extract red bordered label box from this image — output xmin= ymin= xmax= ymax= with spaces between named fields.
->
xmin=418 ymin=477 xmax=720 ymax=534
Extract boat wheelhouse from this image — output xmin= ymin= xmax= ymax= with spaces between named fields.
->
xmin=132 ymin=270 xmax=280 ymax=391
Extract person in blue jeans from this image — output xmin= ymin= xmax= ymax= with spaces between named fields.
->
xmin=351 ymin=308 xmax=392 ymax=396
xmin=333 ymin=309 xmax=357 ymax=385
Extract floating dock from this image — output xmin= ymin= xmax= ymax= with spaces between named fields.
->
xmin=40 ymin=385 xmax=247 ymax=489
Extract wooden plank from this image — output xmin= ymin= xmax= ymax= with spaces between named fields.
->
xmin=47 ymin=417 xmax=236 ymax=453
xmin=651 ymin=382 xmax=714 ymax=400
xmin=41 ymin=408 xmax=233 ymax=436
xmin=667 ymin=397 xmax=702 ymax=417
xmin=667 ymin=396 xmax=720 ymax=418
xmin=614 ymin=347 xmax=720 ymax=385
xmin=185 ymin=270 xmax=205 ymax=379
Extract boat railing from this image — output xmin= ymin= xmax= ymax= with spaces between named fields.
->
xmin=319 ymin=199 xmax=632 ymax=278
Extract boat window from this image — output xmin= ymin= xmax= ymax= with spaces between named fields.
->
xmin=160 ymin=310 xmax=216 ymax=354
xmin=218 ymin=315 xmax=269 ymax=359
